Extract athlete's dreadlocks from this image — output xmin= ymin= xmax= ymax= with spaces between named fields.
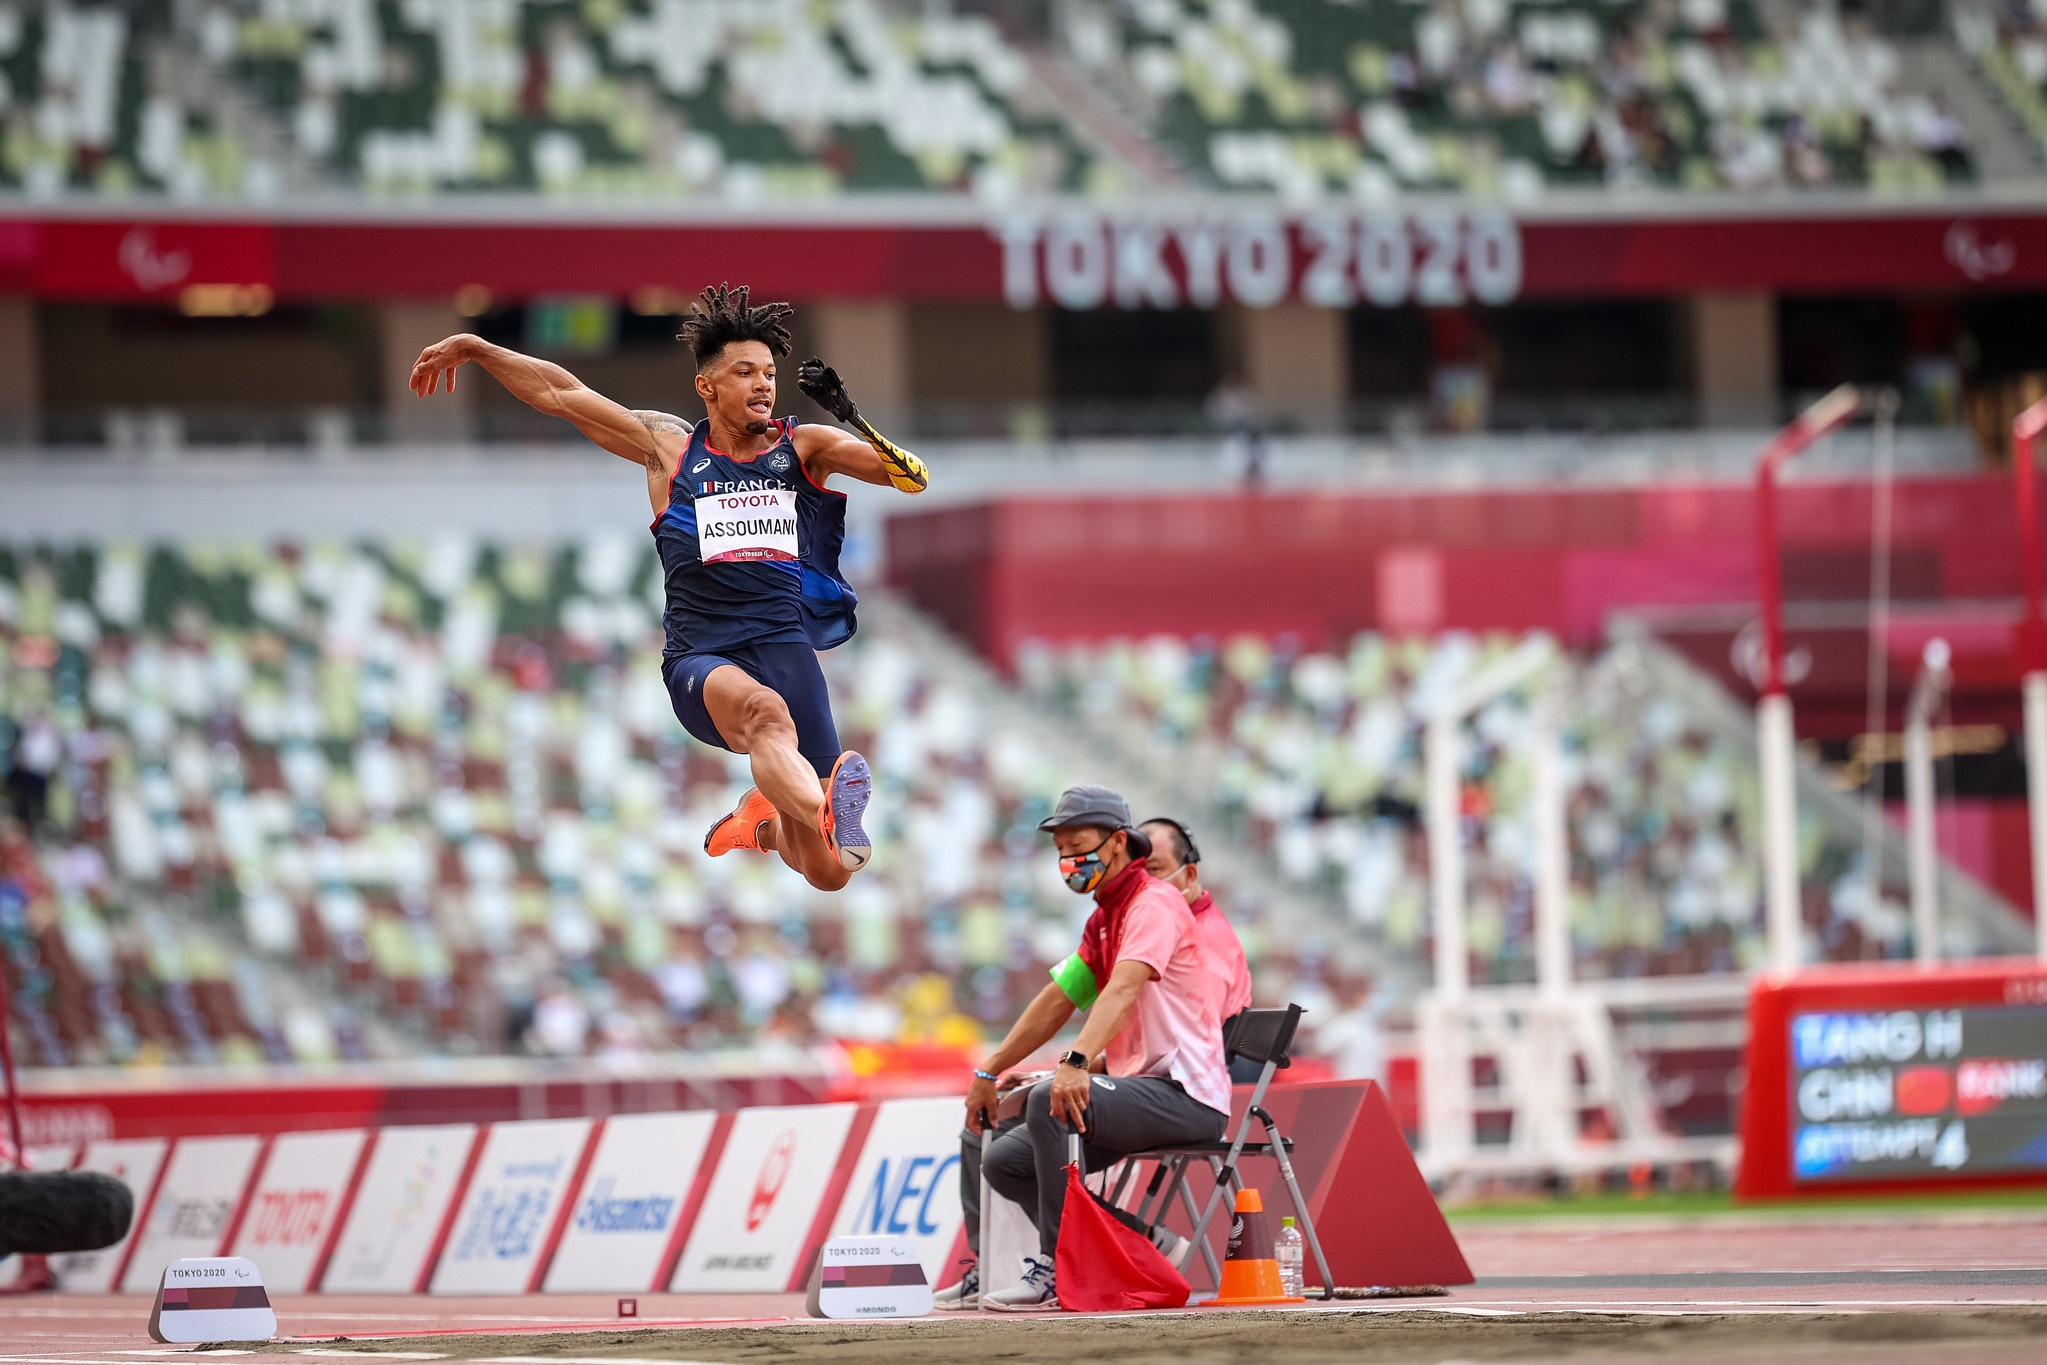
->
xmin=678 ymin=282 xmax=794 ymax=369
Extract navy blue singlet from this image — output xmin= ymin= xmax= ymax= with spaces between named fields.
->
xmin=650 ymin=417 xmax=859 ymax=666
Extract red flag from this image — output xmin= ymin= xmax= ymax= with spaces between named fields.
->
xmin=1053 ymin=1164 xmax=1190 ymax=1312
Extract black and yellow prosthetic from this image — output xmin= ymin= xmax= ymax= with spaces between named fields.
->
xmin=796 ymin=357 xmax=929 ymax=494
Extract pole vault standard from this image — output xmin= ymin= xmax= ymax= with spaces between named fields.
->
xmin=1754 ymin=384 xmax=1860 ymax=974
xmin=2012 ymin=396 xmax=2047 ymax=961
xmin=1906 ymin=639 xmax=1952 ymax=965
xmin=1420 ymin=635 xmax=1557 ymax=1170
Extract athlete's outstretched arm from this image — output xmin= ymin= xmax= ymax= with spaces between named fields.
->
xmin=791 ymin=357 xmax=929 ymax=493
xmin=409 ymin=334 xmax=684 ymax=466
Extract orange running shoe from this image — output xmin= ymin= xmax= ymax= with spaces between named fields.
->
xmin=704 ymin=787 xmax=777 ymax=856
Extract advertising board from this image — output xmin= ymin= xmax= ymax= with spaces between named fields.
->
xmin=430 ymin=1118 xmax=593 ymax=1295
xmin=828 ymin=1097 xmax=965 ymax=1288
xmin=669 ymin=1103 xmax=857 ymax=1293
xmin=321 ymin=1124 xmax=480 ymax=1293
xmin=229 ymin=1129 xmax=370 ymax=1293
xmin=543 ymin=1111 xmax=718 ymax=1293
xmin=121 ymin=1135 xmax=264 ymax=1291
xmin=1740 ymin=960 xmax=2047 ymax=1198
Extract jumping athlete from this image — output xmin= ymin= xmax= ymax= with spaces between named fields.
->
xmin=407 ymin=283 xmax=931 ymax=891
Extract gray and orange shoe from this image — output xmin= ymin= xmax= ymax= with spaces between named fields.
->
xmin=819 ymin=751 xmax=873 ymax=872
xmin=704 ymin=787 xmax=777 ymax=857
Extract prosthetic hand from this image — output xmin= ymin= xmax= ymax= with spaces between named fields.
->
xmin=798 ymin=356 xmax=929 ymax=494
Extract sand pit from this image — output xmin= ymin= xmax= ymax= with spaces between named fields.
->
xmin=207 ymin=1305 xmax=2047 ymax=1365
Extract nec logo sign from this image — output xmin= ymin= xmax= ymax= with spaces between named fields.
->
xmin=849 ymin=1153 xmax=958 ymax=1238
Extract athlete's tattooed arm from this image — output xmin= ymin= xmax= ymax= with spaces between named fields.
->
xmin=630 ymin=410 xmax=694 ymax=511
xmin=792 ymin=357 xmax=930 ymax=494
xmin=409 ymin=334 xmax=687 ymax=472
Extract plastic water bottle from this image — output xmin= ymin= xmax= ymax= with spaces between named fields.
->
xmin=1276 ymin=1216 xmax=1304 ymax=1297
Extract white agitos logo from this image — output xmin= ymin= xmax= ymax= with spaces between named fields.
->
xmin=1945 ymin=220 xmax=2015 ymax=283
xmin=118 ymin=227 xmax=192 ymax=292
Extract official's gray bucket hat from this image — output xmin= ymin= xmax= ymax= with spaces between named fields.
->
xmin=1037 ymin=784 xmax=1133 ymax=833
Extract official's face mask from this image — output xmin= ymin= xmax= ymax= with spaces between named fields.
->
xmin=1059 ymin=835 xmax=1114 ymax=894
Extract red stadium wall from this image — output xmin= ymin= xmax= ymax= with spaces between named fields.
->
xmin=885 ymin=476 xmax=2034 ymax=672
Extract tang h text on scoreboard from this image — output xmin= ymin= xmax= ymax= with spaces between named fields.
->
xmin=1739 ymin=959 xmax=2047 ymax=1198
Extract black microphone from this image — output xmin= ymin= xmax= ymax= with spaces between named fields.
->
xmin=0 ymin=1172 xmax=134 ymax=1256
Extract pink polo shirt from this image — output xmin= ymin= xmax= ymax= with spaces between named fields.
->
xmin=1068 ymin=864 xmax=1232 ymax=1116
xmin=1188 ymin=891 xmax=1252 ymax=1021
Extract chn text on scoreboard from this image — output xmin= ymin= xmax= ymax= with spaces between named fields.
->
xmin=1739 ymin=960 xmax=2047 ymax=1198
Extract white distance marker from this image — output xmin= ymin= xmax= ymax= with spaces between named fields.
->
xmin=145 ymin=1257 xmax=276 ymax=1344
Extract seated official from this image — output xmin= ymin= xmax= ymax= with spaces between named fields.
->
xmin=936 ymin=785 xmax=1229 ymax=1312
xmin=1141 ymin=817 xmax=1261 ymax=1086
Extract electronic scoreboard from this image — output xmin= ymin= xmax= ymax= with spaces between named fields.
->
xmin=1740 ymin=960 xmax=2047 ymax=1198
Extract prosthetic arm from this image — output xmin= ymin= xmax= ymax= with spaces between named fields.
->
xmin=797 ymin=357 xmax=930 ymax=494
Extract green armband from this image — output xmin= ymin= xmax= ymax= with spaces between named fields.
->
xmin=1051 ymin=953 xmax=1100 ymax=1010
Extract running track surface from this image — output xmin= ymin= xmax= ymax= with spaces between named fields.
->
xmin=3 ymin=1210 xmax=2043 ymax=1361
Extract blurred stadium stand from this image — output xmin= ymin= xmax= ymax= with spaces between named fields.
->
xmin=0 ymin=532 xmax=1315 ymax=1069
xmin=0 ymin=0 xmax=2039 ymax=203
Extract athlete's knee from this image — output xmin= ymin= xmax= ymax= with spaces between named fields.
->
xmin=733 ymin=686 xmax=796 ymax=746
xmin=805 ymin=861 xmax=851 ymax=894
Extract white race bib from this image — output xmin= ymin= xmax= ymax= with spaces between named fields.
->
xmin=697 ymin=488 xmax=800 ymax=564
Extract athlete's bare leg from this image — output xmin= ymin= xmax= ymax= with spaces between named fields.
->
xmin=701 ymin=664 xmax=849 ymax=892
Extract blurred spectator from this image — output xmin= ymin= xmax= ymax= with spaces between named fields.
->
xmin=5 ymin=711 xmax=60 ymax=831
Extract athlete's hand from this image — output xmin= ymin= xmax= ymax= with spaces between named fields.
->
xmin=410 ymin=334 xmax=479 ymax=397
xmin=797 ymin=357 xmax=859 ymax=424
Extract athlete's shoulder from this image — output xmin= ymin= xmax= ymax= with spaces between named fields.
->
xmin=631 ymin=410 xmax=693 ymax=439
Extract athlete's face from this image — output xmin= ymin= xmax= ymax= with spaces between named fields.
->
xmin=696 ymin=340 xmax=777 ymax=438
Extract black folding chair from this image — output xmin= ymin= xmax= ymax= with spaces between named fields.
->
xmin=1105 ymin=1004 xmax=1336 ymax=1298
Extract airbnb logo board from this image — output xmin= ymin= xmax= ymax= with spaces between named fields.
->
xmin=545 ymin=1111 xmax=718 ymax=1293
xmin=669 ymin=1103 xmax=858 ymax=1293
xmin=228 ymin=1129 xmax=369 ymax=1293
xmin=121 ymin=1136 xmax=265 ymax=1292
xmin=323 ymin=1124 xmax=481 ymax=1294
xmin=829 ymin=1098 xmax=964 ymax=1289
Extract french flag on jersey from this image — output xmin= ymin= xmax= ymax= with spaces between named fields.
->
xmin=698 ymin=480 xmax=716 ymax=495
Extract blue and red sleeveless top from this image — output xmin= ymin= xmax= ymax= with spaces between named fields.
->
xmin=650 ymin=417 xmax=858 ymax=663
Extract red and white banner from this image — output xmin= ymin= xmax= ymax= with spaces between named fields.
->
xmin=6 ymin=208 xmax=2046 ymax=304
xmin=544 ymin=1110 xmax=719 ymax=1294
xmin=828 ymin=1097 xmax=966 ymax=1288
xmin=430 ymin=1118 xmax=594 ymax=1295
xmin=51 ymin=1138 xmax=169 ymax=1291
xmin=669 ymin=1103 xmax=858 ymax=1293
xmin=120 ymin=1135 xmax=264 ymax=1291
xmin=322 ymin=1124 xmax=480 ymax=1294
xmin=230 ymin=1128 xmax=370 ymax=1293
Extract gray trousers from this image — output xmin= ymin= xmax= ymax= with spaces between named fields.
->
xmin=958 ymin=1074 xmax=1227 ymax=1259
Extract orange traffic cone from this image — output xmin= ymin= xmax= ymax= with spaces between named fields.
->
xmin=1209 ymin=1187 xmax=1304 ymax=1306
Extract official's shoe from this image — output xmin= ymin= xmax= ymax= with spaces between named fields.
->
xmin=931 ymin=1260 xmax=979 ymax=1310
xmin=704 ymin=787 xmax=776 ymax=857
xmin=983 ymin=1254 xmax=1057 ymax=1311
xmin=819 ymin=750 xmax=873 ymax=872
xmin=1150 ymin=1224 xmax=1193 ymax=1272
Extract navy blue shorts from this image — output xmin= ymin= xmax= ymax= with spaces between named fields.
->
xmin=663 ymin=642 xmax=841 ymax=779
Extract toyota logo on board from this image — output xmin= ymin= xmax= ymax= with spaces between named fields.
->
xmin=745 ymin=1129 xmax=797 ymax=1232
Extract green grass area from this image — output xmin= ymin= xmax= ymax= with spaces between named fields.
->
xmin=1446 ymin=1185 xmax=2047 ymax=1221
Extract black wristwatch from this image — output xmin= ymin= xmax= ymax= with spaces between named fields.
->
xmin=1059 ymin=1049 xmax=1089 ymax=1070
